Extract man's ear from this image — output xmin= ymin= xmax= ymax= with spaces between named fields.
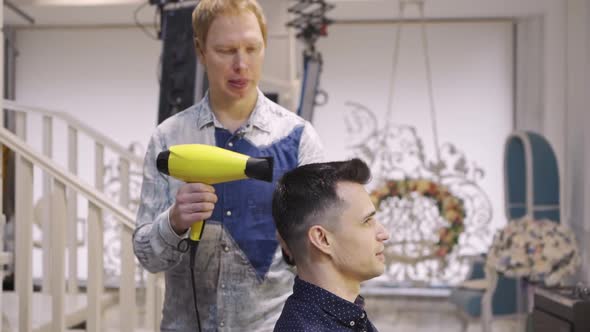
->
xmin=308 ymin=225 xmax=332 ymax=256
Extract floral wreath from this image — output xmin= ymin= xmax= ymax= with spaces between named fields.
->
xmin=370 ymin=178 xmax=466 ymax=258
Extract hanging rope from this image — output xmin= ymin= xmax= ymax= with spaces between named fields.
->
xmin=382 ymin=0 xmax=442 ymax=174
xmin=383 ymin=1 xmax=406 ymax=132
xmin=417 ymin=2 xmax=442 ymax=168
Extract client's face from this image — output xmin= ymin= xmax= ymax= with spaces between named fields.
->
xmin=329 ymin=181 xmax=390 ymax=282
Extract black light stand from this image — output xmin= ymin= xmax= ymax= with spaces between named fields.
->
xmin=150 ymin=0 xmax=206 ymax=125
xmin=287 ymin=0 xmax=334 ymax=123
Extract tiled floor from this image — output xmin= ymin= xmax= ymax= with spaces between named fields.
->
xmin=364 ymin=295 xmax=524 ymax=332
xmin=104 ymin=292 xmax=524 ymax=331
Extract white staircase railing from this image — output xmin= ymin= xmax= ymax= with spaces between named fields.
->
xmin=1 ymin=100 xmax=162 ymax=331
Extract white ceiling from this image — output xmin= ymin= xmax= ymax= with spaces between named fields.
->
xmin=5 ymin=0 xmax=158 ymax=26
xmin=3 ymin=0 xmax=546 ymax=28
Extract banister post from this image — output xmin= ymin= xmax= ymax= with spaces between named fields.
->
xmin=67 ymin=125 xmax=79 ymax=294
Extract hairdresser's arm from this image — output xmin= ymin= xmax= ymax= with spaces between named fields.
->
xmin=132 ymin=130 xmax=188 ymax=273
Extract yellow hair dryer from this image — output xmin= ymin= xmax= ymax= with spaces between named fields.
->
xmin=157 ymin=144 xmax=273 ymax=332
xmin=156 ymin=144 xmax=274 ymax=242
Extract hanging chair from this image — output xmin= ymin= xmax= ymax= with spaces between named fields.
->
xmin=358 ymin=0 xmax=493 ymax=285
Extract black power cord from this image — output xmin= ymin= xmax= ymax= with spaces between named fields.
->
xmin=178 ymin=237 xmax=203 ymax=332
xmin=189 ymin=243 xmax=202 ymax=332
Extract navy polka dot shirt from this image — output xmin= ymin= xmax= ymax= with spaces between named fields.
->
xmin=274 ymin=277 xmax=378 ymax=332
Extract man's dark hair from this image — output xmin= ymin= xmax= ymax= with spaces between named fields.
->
xmin=272 ymin=158 xmax=371 ymax=265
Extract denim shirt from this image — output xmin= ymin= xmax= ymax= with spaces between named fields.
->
xmin=133 ymin=90 xmax=324 ymax=332
xmin=274 ymin=277 xmax=378 ymax=332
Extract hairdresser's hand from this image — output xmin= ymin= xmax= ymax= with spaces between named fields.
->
xmin=170 ymin=183 xmax=218 ymax=235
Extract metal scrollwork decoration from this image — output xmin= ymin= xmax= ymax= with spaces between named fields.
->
xmin=338 ymin=0 xmax=494 ymax=285
xmin=345 ymin=102 xmax=492 ymax=285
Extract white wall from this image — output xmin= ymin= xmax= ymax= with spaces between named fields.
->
xmin=314 ymin=21 xmax=513 ymax=240
xmin=330 ymin=0 xmax=567 ymax=175
xmin=8 ymin=0 xmax=590 ymax=282
xmin=15 ymin=27 xmax=161 ymax=162
xmin=565 ymin=0 xmax=590 ymax=285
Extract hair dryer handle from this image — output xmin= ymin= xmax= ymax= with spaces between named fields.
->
xmin=190 ymin=220 xmax=206 ymax=242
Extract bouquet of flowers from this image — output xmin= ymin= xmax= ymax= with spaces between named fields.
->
xmin=486 ymin=217 xmax=580 ymax=286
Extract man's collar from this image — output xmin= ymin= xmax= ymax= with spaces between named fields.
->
xmin=248 ymin=89 xmax=271 ymax=132
xmin=195 ymin=92 xmax=216 ymax=129
xmin=195 ymin=89 xmax=271 ymax=132
xmin=293 ymin=276 xmax=366 ymax=326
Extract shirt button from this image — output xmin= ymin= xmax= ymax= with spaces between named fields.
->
xmin=223 ymin=245 xmax=230 ymax=252
xmin=221 ymin=283 xmax=226 ymax=289
xmin=219 ymin=321 xmax=225 ymax=327
xmin=226 ymin=210 xmax=232 ymax=216
xmin=350 ymin=321 xmax=355 ymax=327
xmin=228 ymin=142 xmax=234 ymax=147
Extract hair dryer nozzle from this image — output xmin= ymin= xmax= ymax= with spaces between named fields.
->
xmin=245 ymin=157 xmax=274 ymax=182
xmin=156 ymin=150 xmax=170 ymax=175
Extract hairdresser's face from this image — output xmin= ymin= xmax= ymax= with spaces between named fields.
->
xmin=199 ymin=11 xmax=265 ymax=104
xmin=328 ymin=182 xmax=390 ymax=282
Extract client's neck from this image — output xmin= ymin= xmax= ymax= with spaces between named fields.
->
xmin=298 ymin=264 xmax=361 ymax=303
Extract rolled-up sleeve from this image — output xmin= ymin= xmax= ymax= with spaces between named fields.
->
xmin=132 ymin=130 xmax=186 ymax=273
